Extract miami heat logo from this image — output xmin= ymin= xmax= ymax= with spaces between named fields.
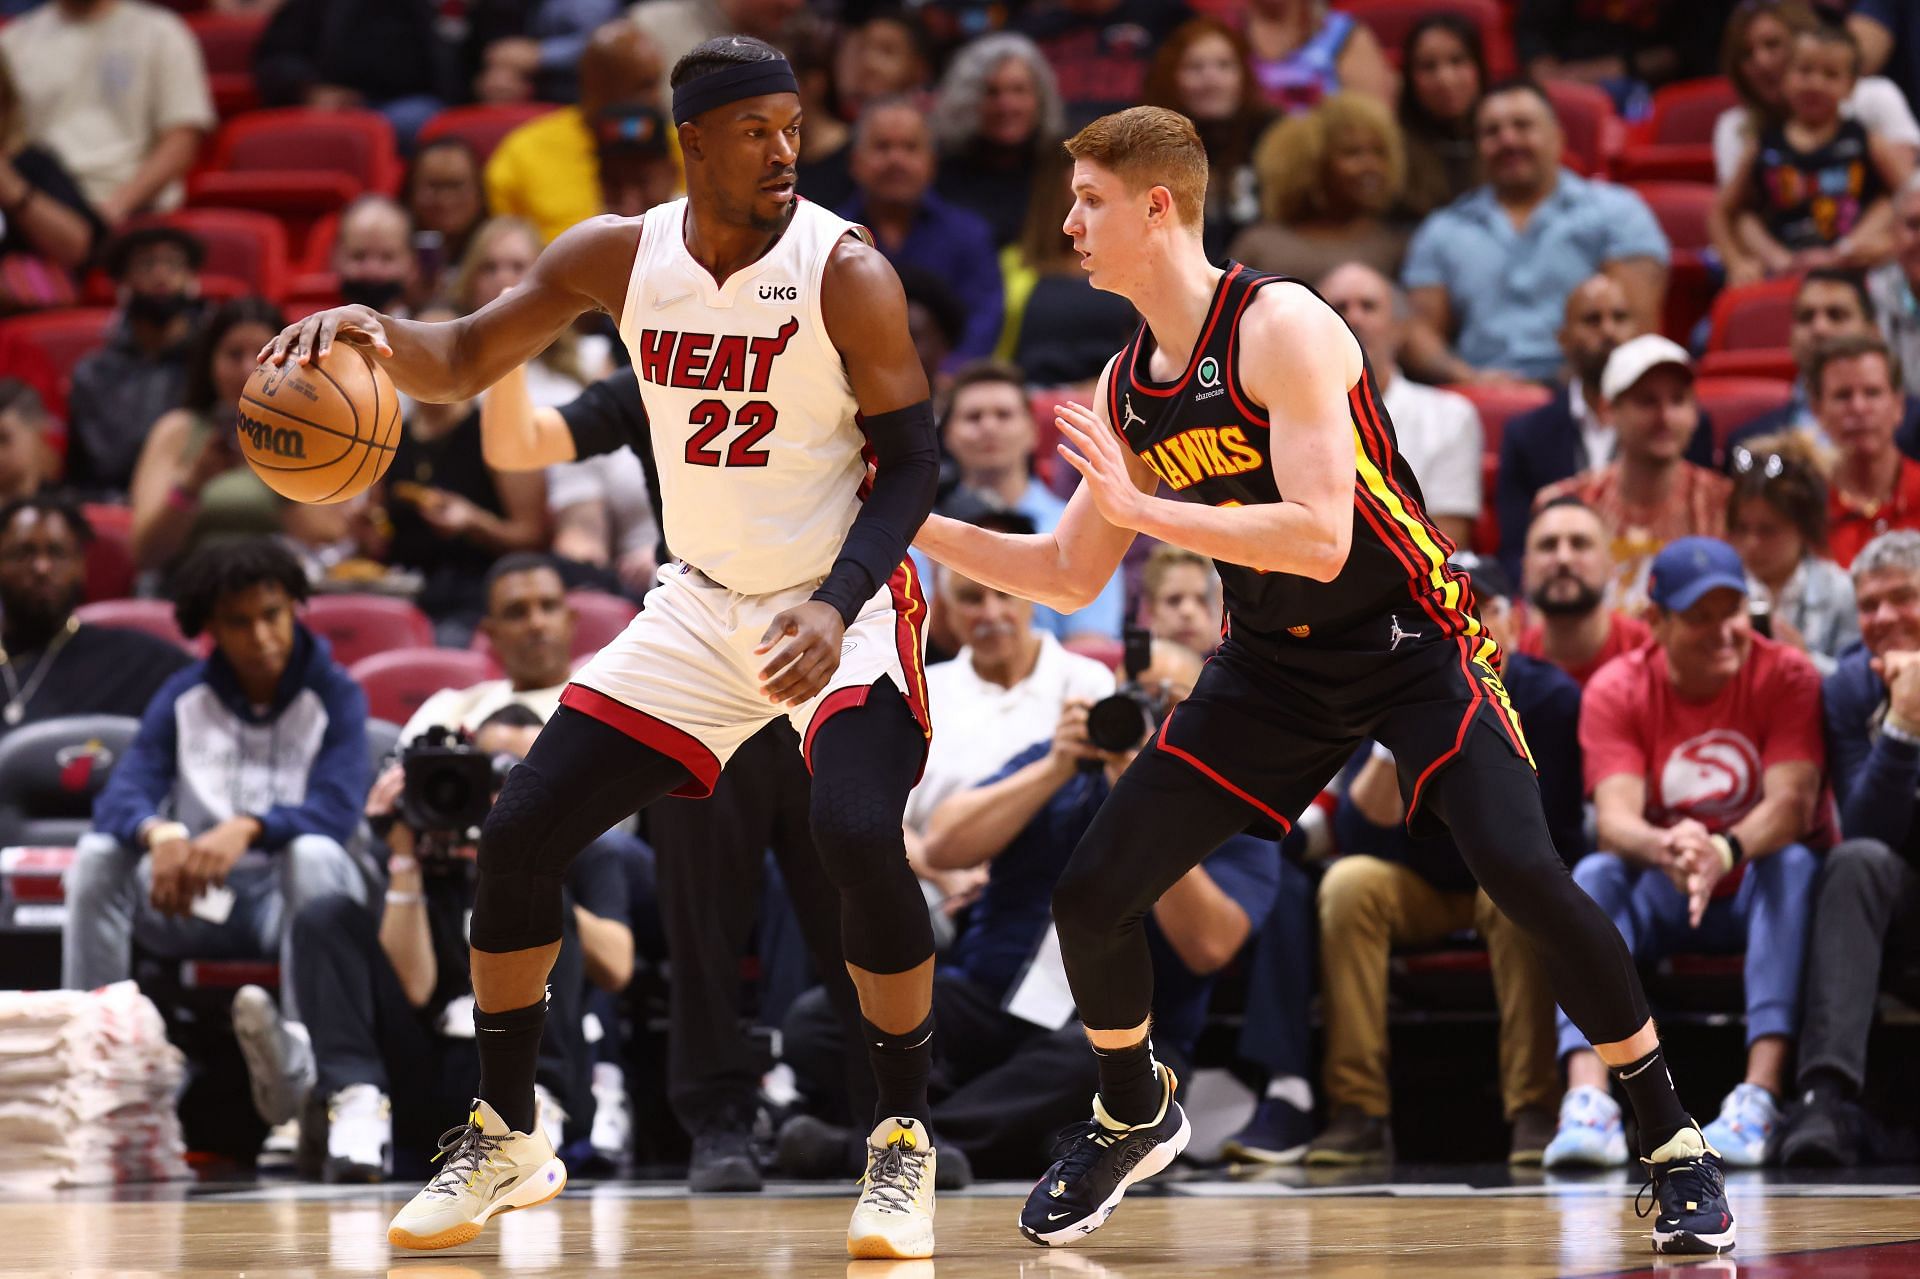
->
xmin=1657 ymin=730 xmax=1761 ymax=825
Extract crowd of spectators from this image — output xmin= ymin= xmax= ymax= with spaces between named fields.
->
xmin=1 ymin=0 xmax=1919 ymax=1188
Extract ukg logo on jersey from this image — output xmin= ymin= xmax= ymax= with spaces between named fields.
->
xmin=758 ymin=283 xmax=799 ymax=302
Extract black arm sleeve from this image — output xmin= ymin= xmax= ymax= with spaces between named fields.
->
xmin=811 ymin=399 xmax=940 ymax=626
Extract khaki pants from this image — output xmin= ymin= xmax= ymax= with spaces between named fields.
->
xmin=1319 ymin=855 xmax=1558 ymax=1119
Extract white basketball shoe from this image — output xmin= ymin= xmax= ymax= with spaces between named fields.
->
xmin=387 ymin=1099 xmax=567 ymax=1250
xmin=847 ymin=1117 xmax=937 ymax=1260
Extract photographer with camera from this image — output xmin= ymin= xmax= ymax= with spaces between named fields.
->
xmin=779 ymin=636 xmax=1287 ymax=1177
xmin=254 ymin=704 xmax=634 ymax=1183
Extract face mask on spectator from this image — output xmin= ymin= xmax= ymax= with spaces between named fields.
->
xmin=126 ymin=290 xmax=195 ymax=326
xmin=339 ymin=277 xmax=407 ymax=311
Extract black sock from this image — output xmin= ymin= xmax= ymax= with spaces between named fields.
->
xmin=1094 ymin=1037 xmax=1163 ymax=1127
xmin=1615 ymin=1044 xmax=1692 ymax=1157
xmin=863 ymin=1012 xmax=933 ymax=1127
xmin=1802 ymin=1066 xmax=1854 ymax=1106
xmin=476 ymin=996 xmax=547 ymax=1135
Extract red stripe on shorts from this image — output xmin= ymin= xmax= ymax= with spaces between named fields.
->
xmin=559 ymin=683 xmax=721 ymax=799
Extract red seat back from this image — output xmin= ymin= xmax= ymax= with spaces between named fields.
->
xmin=1438 ymin=381 xmax=1551 ymax=455
xmin=74 ymin=599 xmax=193 ymax=652
xmin=80 ymin=503 xmax=135 ymax=603
xmin=207 ymin=109 xmax=402 ymax=192
xmin=302 ymin=594 xmax=435 ymax=668
xmin=1697 ymin=376 xmax=1795 ymax=450
xmin=417 ymin=104 xmax=556 ymax=164
xmin=143 ymin=208 xmax=289 ymax=303
xmin=1707 ymin=277 xmax=1803 ymax=352
xmin=349 ymin=648 xmax=499 ymax=725
xmin=184 ymin=12 xmax=267 ymax=117
xmin=0 ymin=309 xmax=115 ymax=397
xmin=1697 ymin=348 xmax=1800 ymax=380
xmin=1644 ymin=77 xmax=1739 ymax=147
xmin=1543 ymin=80 xmax=1624 ymax=177
xmin=1629 ymin=181 xmax=1716 ymax=252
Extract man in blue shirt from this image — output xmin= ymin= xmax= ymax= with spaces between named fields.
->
xmin=1778 ymin=529 xmax=1920 ymax=1164
xmin=1402 ymin=81 xmax=1669 ymax=384
xmin=779 ymin=639 xmax=1286 ymax=1176
xmin=64 ymin=539 xmax=371 ymax=1017
xmin=839 ymin=98 xmax=1003 ymax=364
xmin=937 ymin=362 xmax=1124 ymax=641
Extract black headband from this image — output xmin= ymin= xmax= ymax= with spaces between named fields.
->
xmin=671 ymin=57 xmax=800 ymax=126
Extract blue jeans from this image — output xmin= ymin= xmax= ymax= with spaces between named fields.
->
xmin=62 ymin=831 xmax=365 ymax=1020
xmin=1234 ymin=856 xmax=1318 ymax=1081
xmin=1554 ymin=846 xmax=1818 ymax=1060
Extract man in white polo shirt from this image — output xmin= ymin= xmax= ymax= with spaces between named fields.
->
xmin=1320 ymin=261 xmax=1484 ymax=548
xmin=399 ymin=553 xmax=577 ymax=742
xmin=906 ymin=553 xmax=1114 ymax=837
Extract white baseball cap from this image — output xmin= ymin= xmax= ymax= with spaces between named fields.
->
xmin=1600 ymin=333 xmax=1693 ymax=401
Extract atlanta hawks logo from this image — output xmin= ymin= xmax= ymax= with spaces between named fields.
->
xmin=1657 ymin=729 xmax=1761 ymax=825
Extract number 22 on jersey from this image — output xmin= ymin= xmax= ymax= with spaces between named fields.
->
xmin=685 ymin=399 xmax=776 ymax=467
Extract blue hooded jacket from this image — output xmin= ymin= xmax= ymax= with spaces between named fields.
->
xmin=92 ymin=623 xmax=370 ymax=850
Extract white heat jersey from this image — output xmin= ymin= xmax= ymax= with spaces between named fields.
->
xmin=615 ymin=197 xmax=866 ymax=595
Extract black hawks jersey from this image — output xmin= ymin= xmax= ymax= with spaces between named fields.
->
xmin=1106 ymin=263 xmax=1487 ymax=649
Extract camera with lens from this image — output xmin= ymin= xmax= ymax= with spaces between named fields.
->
xmin=397 ymin=725 xmax=517 ymax=845
xmin=1083 ymin=626 xmax=1171 ymax=760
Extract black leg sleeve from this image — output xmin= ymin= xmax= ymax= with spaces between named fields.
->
xmin=1421 ymin=726 xmax=1651 ymax=1049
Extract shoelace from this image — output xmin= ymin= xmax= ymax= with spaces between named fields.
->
xmin=425 ymin=1121 xmax=506 ymax=1198
xmin=1046 ymin=1120 xmax=1120 ymax=1193
xmin=858 ymin=1142 xmax=930 ymax=1215
xmin=1634 ymin=1154 xmax=1726 ymax=1220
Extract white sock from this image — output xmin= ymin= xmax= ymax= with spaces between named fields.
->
xmin=1264 ymin=1075 xmax=1312 ymax=1111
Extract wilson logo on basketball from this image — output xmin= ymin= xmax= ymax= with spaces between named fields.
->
xmin=237 ymin=410 xmax=309 ymax=460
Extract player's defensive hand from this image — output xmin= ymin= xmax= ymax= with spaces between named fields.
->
xmin=1055 ymin=400 xmax=1148 ymax=530
xmin=259 ymin=304 xmax=393 ymax=367
xmin=756 ymin=600 xmax=846 ymax=707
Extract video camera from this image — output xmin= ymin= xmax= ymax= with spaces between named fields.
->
xmin=1083 ymin=626 xmax=1172 ymax=759
xmin=397 ymin=725 xmax=518 ymax=844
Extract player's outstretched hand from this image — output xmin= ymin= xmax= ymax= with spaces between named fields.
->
xmin=258 ymin=304 xmax=394 ymax=367
xmin=755 ymin=600 xmax=846 ymax=707
xmin=1055 ymin=400 xmax=1147 ymax=530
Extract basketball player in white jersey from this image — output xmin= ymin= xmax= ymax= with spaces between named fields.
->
xmin=263 ymin=37 xmax=945 ymax=1260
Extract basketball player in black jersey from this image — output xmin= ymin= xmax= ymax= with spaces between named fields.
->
xmin=915 ymin=106 xmax=1736 ymax=1257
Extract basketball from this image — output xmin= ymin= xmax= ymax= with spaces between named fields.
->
xmin=237 ymin=342 xmax=401 ymax=504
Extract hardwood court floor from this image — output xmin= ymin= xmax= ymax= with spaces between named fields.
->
xmin=5 ymin=1175 xmax=1920 ymax=1277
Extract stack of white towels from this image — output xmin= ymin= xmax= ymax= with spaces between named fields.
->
xmin=0 ymin=982 xmax=190 ymax=1189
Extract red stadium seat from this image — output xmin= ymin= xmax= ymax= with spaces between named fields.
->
xmin=184 ymin=12 xmax=267 ymax=117
xmin=0 ymin=309 xmax=114 ymax=399
xmin=1438 ymin=381 xmax=1551 ymax=456
xmin=1706 ymin=276 xmax=1802 ymax=352
xmin=1343 ymin=0 xmax=1516 ymax=78
xmin=302 ymin=594 xmax=435 ymax=667
xmin=1611 ymin=78 xmax=1738 ymax=184
xmin=1696 ymin=376 xmax=1794 ymax=451
xmin=1630 ymin=182 xmax=1716 ymax=252
xmin=1698 ymin=348 xmax=1799 ymax=380
xmin=1471 ymin=454 xmax=1500 ymax=556
xmin=80 ymin=503 xmax=135 ymax=603
xmin=417 ymin=103 xmax=557 ymax=164
xmin=190 ymin=110 xmax=402 ymax=247
xmin=144 ymin=209 xmax=289 ymax=303
xmin=565 ymin=590 xmax=639 ymax=657
xmin=302 ymin=212 xmax=340 ymax=274
xmin=350 ymin=648 xmax=499 ymax=725
xmin=1663 ymin=253 xmax=1719 ymax=344
xmin=1542 ymin=80 xmax=1624 ymax=177
xmin=75 ymin=599 xmax=193 ymax=652
xmin=0 ymin=324 xmax=66 ymax=418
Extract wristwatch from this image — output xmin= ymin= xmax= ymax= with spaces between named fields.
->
xmin=142 ymin=819 xmax=190 ymax=849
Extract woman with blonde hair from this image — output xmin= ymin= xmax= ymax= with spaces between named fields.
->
xmin=1230 ymin=92 xmax=1412 ymax=281
xmin=931 ymin=33 xmax=1065 ymax=248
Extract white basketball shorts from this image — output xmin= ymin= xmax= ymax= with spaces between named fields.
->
xmin=561 ymin=559 xmax=931 ymax=797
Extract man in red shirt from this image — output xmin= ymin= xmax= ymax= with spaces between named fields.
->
xmin=1517 ymin=496 xmax=1653 ymax=686
xmin=1821 ymin=333 xmax=1920 ymax=567
xmin=1545 ymin=537 xmax=1823 ymax=1172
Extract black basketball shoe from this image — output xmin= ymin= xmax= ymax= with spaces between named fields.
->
xmin=1019 ymin=1064 xmax=1190 ymax=1247
xmin=1638 ymin=1124 xmax=1736 ymax=1255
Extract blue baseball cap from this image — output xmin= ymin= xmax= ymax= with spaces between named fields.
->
xmin=1647 ymin=537 xmax=1749 ymax=612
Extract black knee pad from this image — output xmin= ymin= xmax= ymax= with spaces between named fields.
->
xmin=470 ymin=764 xmax=569 ymax=953
xmin=807 ymin=774 xmax=930 ymax=974
xmin=1050 ymin=850 xmax=1143 ymax=947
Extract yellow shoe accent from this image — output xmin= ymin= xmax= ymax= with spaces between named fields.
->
xmin=847 ymin=1117 xmax=937 ymax=1260
xmin=387 ymin=1099 xmax=568 ymax=1251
